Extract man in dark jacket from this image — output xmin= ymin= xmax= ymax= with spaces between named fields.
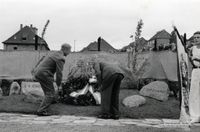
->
xmin=32 ymin=43 xmax=71 ymax=116
xmin=93 ymin=61 xmax=124 ymax=119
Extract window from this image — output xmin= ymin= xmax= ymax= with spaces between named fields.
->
xmin=13 ymin=47 xmax=18 ymax=50
xmin=22 ymin=34 xmax=27 ymax=40
xmin=22 ymin=37 xmax=27 ymax=40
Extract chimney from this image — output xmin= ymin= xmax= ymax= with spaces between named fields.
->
xmin=33 ymin=27 xmax=38 ymax=35
xmin=30 ymin=24 xmax=38 ymax=35
xmin=97 ymin=37 xmax=101 ymax=51
xmin=20 ymin=24 xmax=23 ymax=30
xmin=35 ymin=35 xmax=38 ymax=50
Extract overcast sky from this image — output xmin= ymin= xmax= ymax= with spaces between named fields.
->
xmin=0 ymin=0 xmax=199 ymax=51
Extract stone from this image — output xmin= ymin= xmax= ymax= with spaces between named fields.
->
xmin=21 ymin=81 xmax=58 ymax=104
xmin=139 ymin=81 xmax=170 ymax=101
xmin=162 ymin=119 xmax=180 ymax=124
xmin=0 ymin=88 xmax=3 ymax=96
xmin=9 ymin=81 xmax=21 ymax=95
xmin=95 ymin=119 xmax=122 ymax=126
xmin=21 ymin=81 xmax=58 ymax=97
xmin=122 ymin=95 xmax=146 ymax=107
xmin=21 ymin=81 xmax=44 ymax=97
xmin=73 ymin=119 xmax=96 ymax=124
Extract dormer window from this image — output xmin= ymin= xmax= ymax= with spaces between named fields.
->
xmin=22 ymin=36 xmax=27 ymax=40
xmin=22 ymin=34 xmax=27 ymax=40
xmin=13 ymin=46 xmax=18 ymax=50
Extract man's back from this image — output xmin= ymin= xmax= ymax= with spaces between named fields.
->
xmin=34 ymin=51 xmax=65 ymax=87
xmin=100 ymin=62 xmax=124 ymax=79
xmin=36 ymin=51 xmax=65 ymax=74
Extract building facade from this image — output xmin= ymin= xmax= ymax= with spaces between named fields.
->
xmin=2 ymin=24 xmax=50 ymax=51
xmin=148 ymin=29 xmax=171 ymax=51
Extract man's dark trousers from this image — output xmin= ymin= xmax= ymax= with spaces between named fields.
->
xmin=101 ymin=73 xmax=123 ymax=116
xmin=35 ymin=72 xmax=55 ymax=113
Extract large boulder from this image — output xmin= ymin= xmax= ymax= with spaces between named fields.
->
xmin=9 ymin=81 xmax=21 ymax=95
xmin=21 ymin=81 xmax=58 ymax=104
xmin=122 ymin=95 xmax=146 ymax=107
xmin=21 ymin=81 xmax=58 ymax=97
xmin=139 ymin=81 xmax=170 ymax=101
xmin=21 ymin=81 xmax=44 ymax=97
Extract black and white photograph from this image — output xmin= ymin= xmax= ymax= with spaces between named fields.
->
xmin=0 ymin=0 xmax=199 ymax=131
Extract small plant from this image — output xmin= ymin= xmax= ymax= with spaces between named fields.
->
xmin=132 ymin=19 xmax=144 ymax=73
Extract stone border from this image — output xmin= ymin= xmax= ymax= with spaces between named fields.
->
xmin=0 ymin=113 xmax=192 ymax=130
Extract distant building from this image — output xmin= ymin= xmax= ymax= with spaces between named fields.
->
xmin=2 ymin=24 xmax=50 ymax=51
xmin=148 ymin=29 xmax=171 ymax=51
xmin=81 ymin=37 xmax=118 ymax=53
xmin=120 ymin=37 xmax=148 ymax=52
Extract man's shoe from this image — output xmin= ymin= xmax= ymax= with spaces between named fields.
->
xmin=97 ymin=114 xmax=112 ymax=119
xmin=36 ymin=111 xmax=52 ymax=116
xmin=51 ymin=99 xmax=58 ymax=104
xmin=111 ymin=114 xmax=120 ymax=120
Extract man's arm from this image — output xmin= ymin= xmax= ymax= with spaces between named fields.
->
xmin=56 ymin=59 xmax=65 ymax=87
xmin=31 ymin=56 xmax=45 ymax=75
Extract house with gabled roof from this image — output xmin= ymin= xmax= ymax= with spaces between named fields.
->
xmin=2 ymin=24 xmax=50 ymax=51
xmin=148 ymin=29 xmax=171 ymax=51
xmin=81 ymin=37 xmax=118 ymax=53
xmin=120 ymin=37 xmax=148 ymax=52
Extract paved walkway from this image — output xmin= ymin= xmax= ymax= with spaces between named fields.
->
xmin=0 ymin=113 xmax=196 ymax=130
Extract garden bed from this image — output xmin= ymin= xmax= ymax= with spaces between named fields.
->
xmin=0 ymin=89 xmax=180 ymax=119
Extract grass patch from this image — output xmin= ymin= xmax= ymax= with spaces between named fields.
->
xmin=0 ymin=89 xmax=180 ymax=119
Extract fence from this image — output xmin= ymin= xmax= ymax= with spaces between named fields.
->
xmin=0 ymin=51 xmax=129 ymax=80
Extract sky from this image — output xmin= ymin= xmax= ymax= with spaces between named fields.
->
xmin=0 ymin=0 xmax=200 ymax=51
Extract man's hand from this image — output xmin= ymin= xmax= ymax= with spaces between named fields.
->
xmin=53 ymin=84 xmax=63 ymax=102
xmin=53 ymin=83 xmax=58 ymax=91
xmin=58 ymin=86 xmax=62 ymax=92
xmin=58 ymin=86 xmax=63 ymax=96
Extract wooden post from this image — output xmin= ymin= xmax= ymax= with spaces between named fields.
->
xmin=97 ymin=37 xmax=101 ymax=51
xmin=35 ymin=35 xmax=38 ymax=50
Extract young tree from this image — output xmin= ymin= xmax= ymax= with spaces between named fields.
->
xmin=132 ymin=19 xmax=144 ymax=73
